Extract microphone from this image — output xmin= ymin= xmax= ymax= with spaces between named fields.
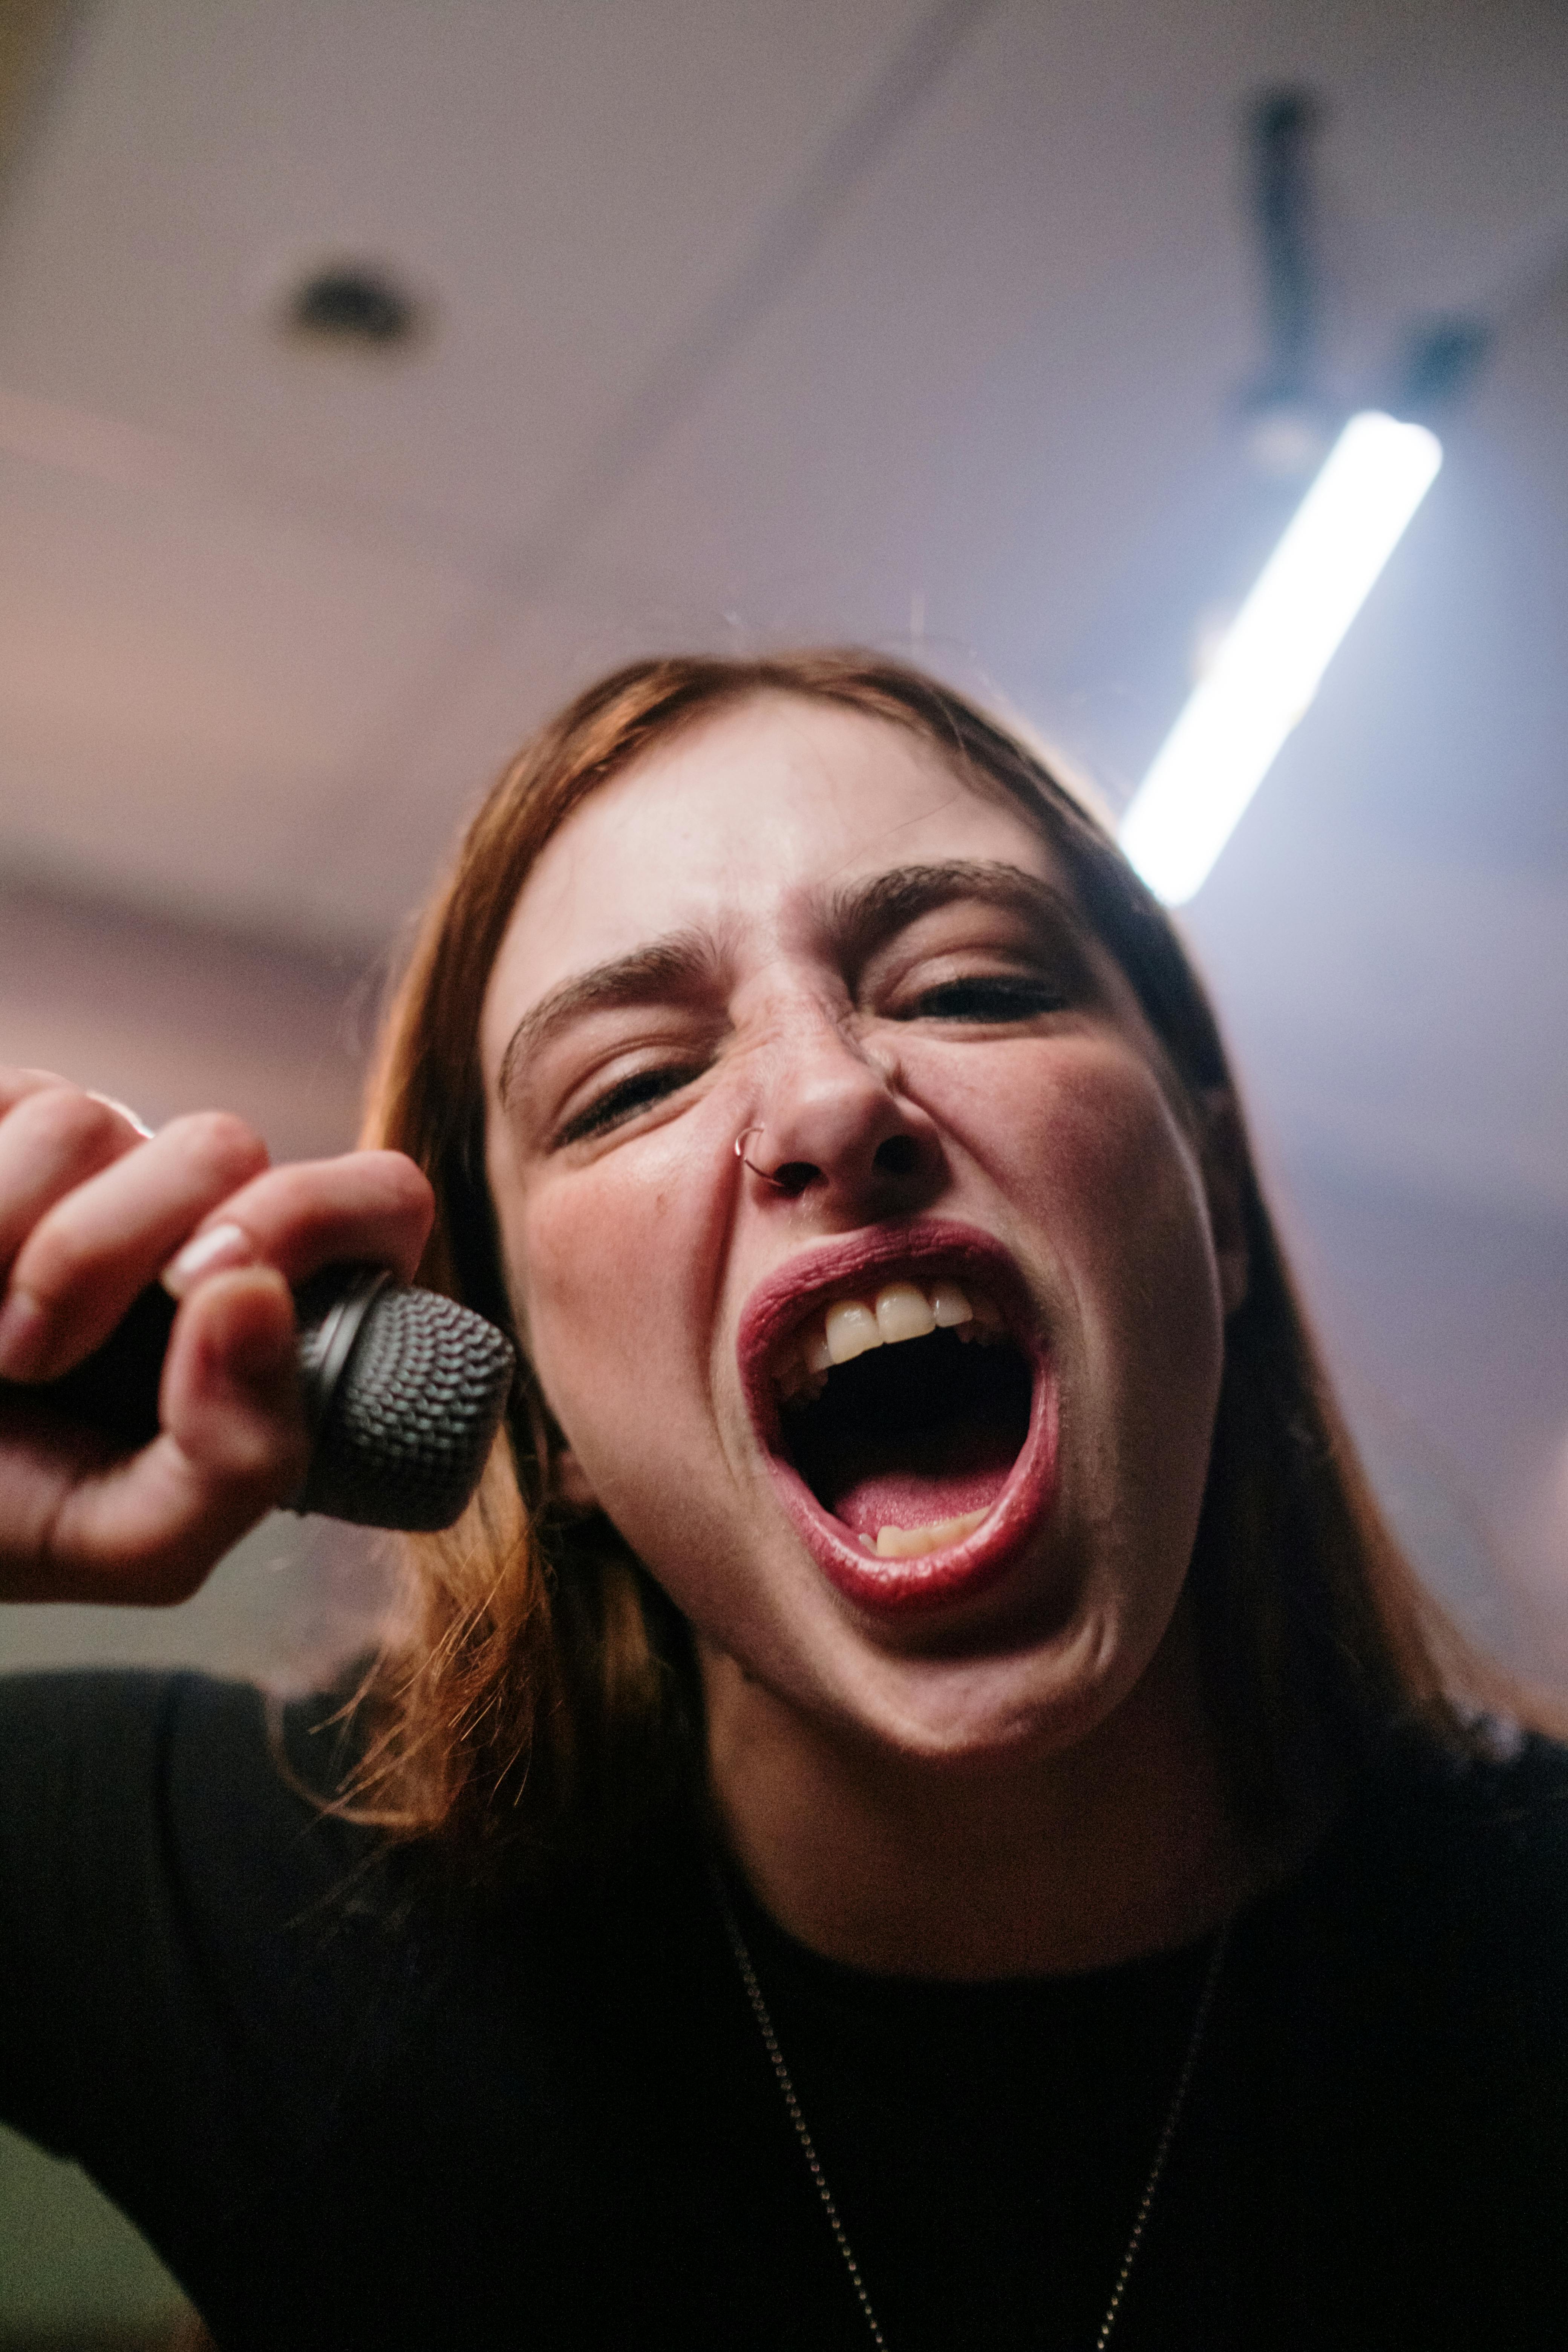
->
xmin=0 ymin=1267 xmax=516 ymax=1532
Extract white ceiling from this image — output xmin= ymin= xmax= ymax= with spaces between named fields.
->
xmin=2 ymin=0 xmax=1566 ymax=929
xmin=0 ymin=0 xmax=1563 ymax=1668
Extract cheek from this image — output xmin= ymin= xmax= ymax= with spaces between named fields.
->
xmin=1039 ymin=1061 xmax=1220 ymax=1361
xmin=492 ymin=1119 xmax=725 ymax=1489
xmin=957 ymin=1040 xmax=1225 ymax=1491
xmin=507 ymin=1180 xmax=669 ymax=1429
xmin=944 ymin=1039 xmax=1217 ymax=1298
xmin=507 ymin=1140 xmax=766 ymax=1635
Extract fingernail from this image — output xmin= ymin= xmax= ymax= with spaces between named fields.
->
xmin=85 ymin=1093 xmax=155 ymax=1141
xmin=0 ymin=1288 xmax=46 ymax=1378
xmin=161 ymin=1222 xmax=255 ymax=1300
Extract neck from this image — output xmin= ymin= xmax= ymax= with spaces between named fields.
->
xmin=701 ymin=1602 xmax=1276 ymax=1979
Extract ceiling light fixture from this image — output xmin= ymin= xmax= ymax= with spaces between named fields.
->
xmin=283 ymin=263 xmax=424 ymax=350
xmin=1118 ymin=409 xmax=1442 ymax=907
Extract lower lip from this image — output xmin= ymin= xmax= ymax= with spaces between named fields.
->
xmin=764 ymin=1357 xmax=1059 ymax=1616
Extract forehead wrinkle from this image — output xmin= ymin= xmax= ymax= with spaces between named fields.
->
xmin=497 ymin=925 xmax=731 ymax=1108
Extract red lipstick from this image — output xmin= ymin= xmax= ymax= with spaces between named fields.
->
xmin=737 ymin=1219 xmax=1058 ymax=1615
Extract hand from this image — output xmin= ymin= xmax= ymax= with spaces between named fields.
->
xmin=0 ymin=1069 xmax=434 ymax=1605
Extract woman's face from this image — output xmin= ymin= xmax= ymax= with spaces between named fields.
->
xmin=480 ymin=695 xmax=1244 ymax=1769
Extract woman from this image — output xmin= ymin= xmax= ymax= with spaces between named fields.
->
xmin=1 ymin=652 xmax=1564 ymax=2349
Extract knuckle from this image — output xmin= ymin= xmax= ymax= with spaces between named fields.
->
xmin=362 ymin=1147 xmax=429 ymax=1216
xmin=16 ymin=1211 xmax=95 ymax=1309
xmin=265 ymin=1161 xmax=330 ymax=1219
xmin=228 ymin=1425 xmax=303 ymax=1491
xmin=329 ymin=1150 xmax=436 ymax=1243
xmin=0 ymin=1065 xmax=68 ymax=1103
xmin=246 ymin=1149 xmax=431 ymax=1245
xmin=186 ymin=1413 xmax=306 ymax=1507
xmin=378 ymin=1150 xmax=437 ymax=1217
xmin=20 ymin=1085 xmax=123 ymax=1163
xmin=165 ymin=1110 xmax=270 ymax=1188
xmin=231 ymin=1159 xmax=331 ymax=1243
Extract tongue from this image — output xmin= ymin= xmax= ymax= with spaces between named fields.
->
xmin=822 ymin=1421 xmax=1017 ymax=1540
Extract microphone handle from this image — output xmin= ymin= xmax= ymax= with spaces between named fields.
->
xmin=0 ymin=1267 xmax=391 ymax=1451
xmin=1 ymin=1268 xmax=518 ymax=1532
xmin=2 ymin=1282 xmax=178 ymax=1448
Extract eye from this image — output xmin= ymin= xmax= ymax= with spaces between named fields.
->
xmin=903 ymin=974 xmax=1066 ymax=1022
xmin=556 ymin=1062 xmax=705 ymax=1146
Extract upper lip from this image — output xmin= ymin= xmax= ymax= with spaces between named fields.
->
xmin=736 ymin=1216 xmax=1039 ymax=1438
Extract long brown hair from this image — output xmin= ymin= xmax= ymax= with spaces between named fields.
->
xmin=335 ymin=650 xmax=1522 ymax=1870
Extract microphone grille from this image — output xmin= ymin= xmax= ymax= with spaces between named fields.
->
xmin=295 ymin=1285 xmax=516 ymax=1531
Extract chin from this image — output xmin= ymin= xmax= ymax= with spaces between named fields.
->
xmin=777 ymin=1578 xmax=1171 ymax=1782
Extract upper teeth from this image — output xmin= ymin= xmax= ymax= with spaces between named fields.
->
xmin=775 ymin=1277 xmax=1003 ymax=1401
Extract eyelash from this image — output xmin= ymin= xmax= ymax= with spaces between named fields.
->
xmin=903 ymin=975 xmax=1066 ymax=1021
xmin=556 ymin=1063 xmax=706 ymax=1145
xmin=554 ymin=974 xmax=1064 ymax=1147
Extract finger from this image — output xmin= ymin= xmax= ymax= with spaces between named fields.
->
xmin=159 ymin=1263 xmax=308 ymax=1513
xmin=0 ymin=1068 xmax=152 ymax=1142
xmin=0 ymin=1111 xmax=269 ymax=1382
xmin=161 ymin=1150 xmax=435 ymax=1298
xmin=7 ymin=1268 xmax=307 ymax=1605
xmin=0 ymin=1085 xmax=149 ymax=1278
xmin=0 ymin=1066 xmax=74 ymax=1115
xmin=84 ymin=1093 xmax=155 ymax=1140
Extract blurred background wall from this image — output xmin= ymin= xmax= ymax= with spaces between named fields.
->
xmin=0 ymin=0 xmax=1565 ymax=2338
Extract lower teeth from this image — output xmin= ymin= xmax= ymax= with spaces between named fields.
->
xmin=859 ymin=1507 xmax=990 ymax=1559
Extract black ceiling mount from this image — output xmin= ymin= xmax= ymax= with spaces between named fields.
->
xmin=1246 ymin=88 xmax=1326 ymax=417
xmin=1240 ymin=89 xmax=1490 ymax=442
xmin=285 ymin=263 xmax=423 ymax=349
xmin=1395 ymin=318 xmax=1492 ymax=423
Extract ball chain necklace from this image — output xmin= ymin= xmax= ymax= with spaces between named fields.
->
xmin=713 ymin=1874 xmax=1231 ymax=2351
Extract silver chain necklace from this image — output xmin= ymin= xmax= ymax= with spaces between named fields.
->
xmin=714 ymin=1876 xmax=1230 ymax=2351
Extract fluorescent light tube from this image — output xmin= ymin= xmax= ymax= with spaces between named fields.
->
xmin=1119 ymin=410 xmax=1442 ymax=906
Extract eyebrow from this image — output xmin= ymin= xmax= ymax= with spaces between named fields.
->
xmin=497 ymin=929 xmax=726 ymax=1109
xmin=827 ymin=860 xmax=1083 ymax=958
xmin=495 ymin=861 xmax=1083 ymax=1109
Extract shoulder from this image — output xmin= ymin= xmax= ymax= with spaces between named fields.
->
xmin=1218 ymin=1732 xmax=1568 ymax=2337
xmin=0 ymin=1664 xmax=390 ymax=1958
xmin=0 ymin=1662 xmax=268 ymax=1845
xmin=0 ymin=1660 xmax=361 ymax=1821
xmin=1357 ymin=1722 xmax=1568 ymax=1897
xmin=0 ymin=1668 xmax=435 ymax=2159
xmin=1282 ymin=1725 xmax=1568 ymax=2045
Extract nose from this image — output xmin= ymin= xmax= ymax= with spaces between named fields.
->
xmin=739 ymin=1017 xmax=941 ymax=1213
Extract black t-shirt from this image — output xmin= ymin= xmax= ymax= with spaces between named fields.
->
xmin=2 ymin=1668 xmax=1566 ymax=2349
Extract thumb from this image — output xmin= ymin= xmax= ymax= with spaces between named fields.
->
xmin=37 ymin=1269 xmax=310 ymax=1604
xmin=159 ymin=1265 xmax=308 ymax=1491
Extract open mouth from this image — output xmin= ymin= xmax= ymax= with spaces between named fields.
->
xmin=739 ymin=1225 xmax=1057 ymax=1612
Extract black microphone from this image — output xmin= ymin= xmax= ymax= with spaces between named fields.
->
xmin=0 ymin=1267 xmax=516 ymax=1532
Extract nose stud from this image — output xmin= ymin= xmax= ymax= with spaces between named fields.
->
xmin=735 ymin=1126 xmax=791 ymax=1191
